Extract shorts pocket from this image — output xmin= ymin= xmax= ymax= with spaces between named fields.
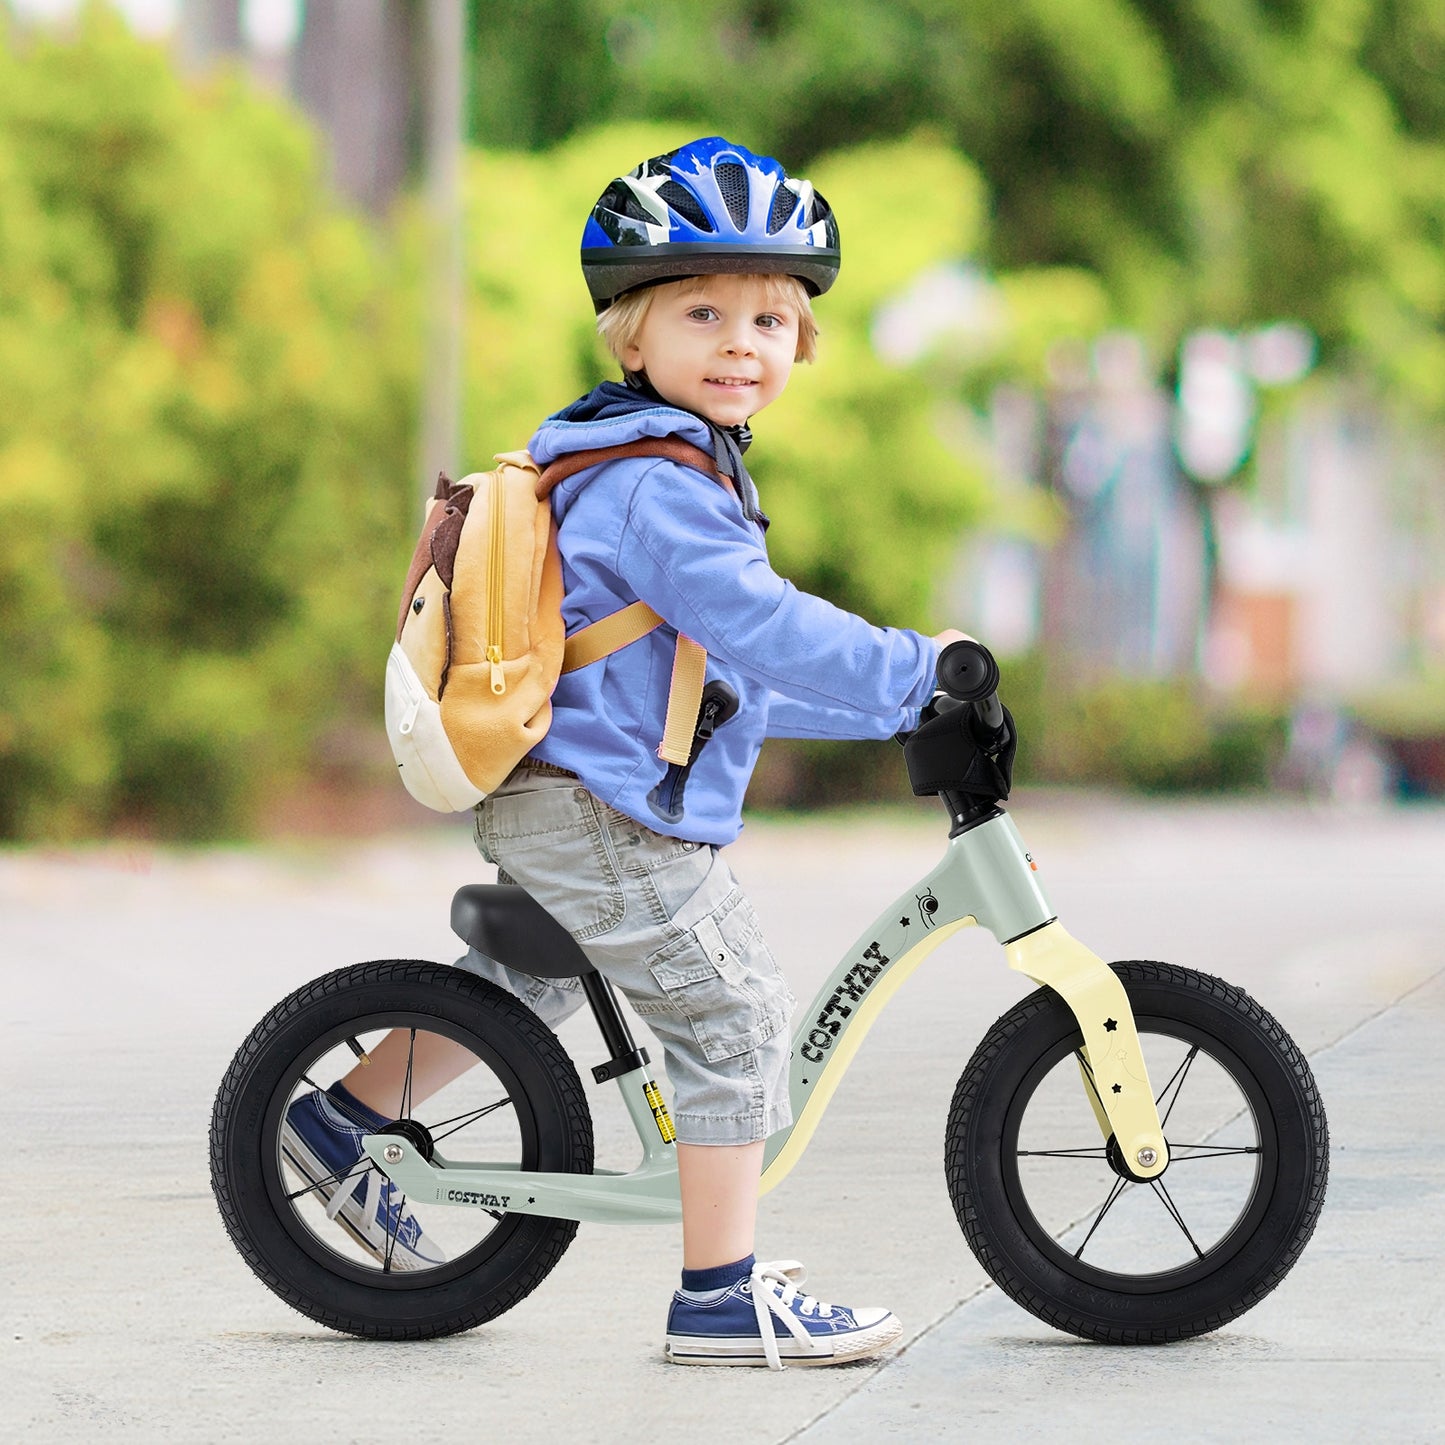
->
xmin=601 ymin=803 xmax=704 ymax=874
xmin=480 ymin=787 xmax=625 ymax=941
xmin=644 ymin=888 xmax=795 ymax=1063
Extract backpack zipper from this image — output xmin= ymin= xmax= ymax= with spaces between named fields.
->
xmin=486 ymin=472 xmax=506 ymax=695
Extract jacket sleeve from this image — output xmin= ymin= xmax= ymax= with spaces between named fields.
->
xmin=764 ymin=690 xmax=927 ymax=740
xmin=618 ymin=460 xmax=938 ymax=722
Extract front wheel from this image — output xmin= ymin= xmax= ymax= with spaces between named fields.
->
xmin=946 ymin=961 xmax=1328 ymax=1344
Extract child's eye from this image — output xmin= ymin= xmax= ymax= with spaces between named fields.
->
xmin=688 ymin=307 xmax=717 ymax=322
xmin=756 ymin=313 xmax=786 ymax=329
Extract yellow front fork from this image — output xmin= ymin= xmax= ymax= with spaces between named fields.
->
xmin=1006 ymin=922 xmax=1168 ymax=1178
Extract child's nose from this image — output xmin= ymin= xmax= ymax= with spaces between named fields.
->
xmin=720 ymin=326 xmax=757 ymax=356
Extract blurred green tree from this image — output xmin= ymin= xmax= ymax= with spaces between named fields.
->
xmin=0 ymin=8 xmax=419 ymax=838
xmin=468 ymin=0 xmax=1445 ymax=410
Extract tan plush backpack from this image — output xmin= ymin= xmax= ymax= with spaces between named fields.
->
xmin=384 ymin=439 xmax=723 ymax=811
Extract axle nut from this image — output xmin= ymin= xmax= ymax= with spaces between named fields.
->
xmin=382 ymin=1143 xmax=404 ymax=1164
xmin=1136 ymin=1147 xmax=1159 ymax=1168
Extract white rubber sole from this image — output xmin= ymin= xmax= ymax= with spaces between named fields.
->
xmin=664 ymin=1312 xmax=904 ymax=1367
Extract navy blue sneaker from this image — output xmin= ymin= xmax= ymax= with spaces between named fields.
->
xmin=665 ymin=1260 xmax=902 ymax=1368
xmin=280 ymin=1085 xmax=445 ymax=1271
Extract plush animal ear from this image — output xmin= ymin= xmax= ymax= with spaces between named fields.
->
xmin=396 ymin=478 xmax=476 ymax=640
xmin=428 ymin=500 xmax=467 ymax=592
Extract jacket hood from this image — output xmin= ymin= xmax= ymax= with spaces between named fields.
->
xmin=530 ymin=381 xmax=768 ymax=526
xmin=528 ymin=381 xmax=713 ymax=467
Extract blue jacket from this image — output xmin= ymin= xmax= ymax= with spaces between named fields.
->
xmin=527 ymin=383 xmax=939 ymax=844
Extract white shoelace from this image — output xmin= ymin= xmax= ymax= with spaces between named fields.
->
xmin=323 ymin=1159 xmax=396 ymax=1254
xmin=747 ymin=1260 xmax=836 ymax=1371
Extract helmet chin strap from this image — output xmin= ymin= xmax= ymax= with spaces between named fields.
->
xmin=622 ymin=370 xmax=767 ymax=529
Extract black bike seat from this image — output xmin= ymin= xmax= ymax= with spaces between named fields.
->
xmin=450 ymin=884 xmax=597 ymax=980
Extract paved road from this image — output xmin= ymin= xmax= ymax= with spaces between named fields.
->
xmin=4 ymin=791 xmax=1442 ymax=1443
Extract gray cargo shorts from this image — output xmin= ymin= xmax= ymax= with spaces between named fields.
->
xmin=460 ymin=764 xmax=795 ymax=1145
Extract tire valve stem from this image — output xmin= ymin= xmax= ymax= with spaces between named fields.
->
xmin=345 ymin=1037 xmax=372 ymax=1067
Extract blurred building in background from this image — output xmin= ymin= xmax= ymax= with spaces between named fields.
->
xmin=180 ymin=0 xmax=418 ymax=217
xmin=940 ymin=318 xmax=1445 ymax=796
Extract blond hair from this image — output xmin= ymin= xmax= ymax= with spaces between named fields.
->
xmin=597 ymin=273 xmax=819 ymax=367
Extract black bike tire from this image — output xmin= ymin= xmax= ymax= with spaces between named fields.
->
xmin=210 ymin=959 xmax=594 ymax=1340
xmin=946 ymin=960 xmax=1328 ymax=1344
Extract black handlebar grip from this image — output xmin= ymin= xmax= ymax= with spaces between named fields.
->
xmin=936 ymin=640 xmax=1000 ymax=703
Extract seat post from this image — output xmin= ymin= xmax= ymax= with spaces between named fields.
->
xmin=580 ymin=973 xmax=651 ymax=1083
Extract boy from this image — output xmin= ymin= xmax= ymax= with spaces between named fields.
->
xmin=285 ymin=138 xmax=964 ymax=1367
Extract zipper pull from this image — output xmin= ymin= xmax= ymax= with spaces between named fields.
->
xmin=487 ymin=644 xmax=506 ymax=695
xmin=696 ymin=698 xmax=723 ymax=742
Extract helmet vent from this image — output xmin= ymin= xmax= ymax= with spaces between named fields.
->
xmin=600 ymin=179 xmax=661 ymax=227
xmin=657 ymin=180 xmax=713 ymax=233
xmin=715 ymin=161 xmax=751 ymax=229
xmin=766 ymin=184 xmax=799 ymax=235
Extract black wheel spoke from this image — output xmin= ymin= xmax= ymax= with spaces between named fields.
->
xmin=382 ymin=1185 xmax=402 ymax=1273
xmin=428 ymin=1097 xmax=515 ymax=1143
xmin=1017 ymin=1147 xmax=1109 ymax=1159
xmin=1156 ymin=1044 xmax=1199 ymax=1131
xmin=1074 ymin=1048 xmax=1108 ymax=1116
xmin=1149 ymin=1178 xmax=1205 ymax=1259
xmin=401 ymin=1028 xmax=417 ymax=1120
xmin=1073 ymin=1176 xmax=1129 ymax=1260
xmin=1166 ymin=1145 xmax=1262 ymax=1160
xmin=298 ymin=1073 xmax=379 ymax=1134
xmin=283 ymin=1158 xmax=371 ymax=1204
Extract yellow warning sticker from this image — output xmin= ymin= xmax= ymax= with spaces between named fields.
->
xmin=644 ymin=1081 xmax=677 ymax=1144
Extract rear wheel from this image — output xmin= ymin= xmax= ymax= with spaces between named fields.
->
xmin=946 ymin=961 xmax=1328 ymax=1343
xmin=210 ymin=960 xmax=593 ymax=1339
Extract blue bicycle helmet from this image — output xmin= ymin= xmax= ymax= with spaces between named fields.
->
xmin=581 ymin=136 xmax=840 ymax=314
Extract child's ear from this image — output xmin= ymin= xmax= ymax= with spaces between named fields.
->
xmin=621 ymin=341 xmax=644 ymax=372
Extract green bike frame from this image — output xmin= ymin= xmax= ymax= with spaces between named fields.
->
xmin=361 ymin=810 xmax=1170 ymax=1222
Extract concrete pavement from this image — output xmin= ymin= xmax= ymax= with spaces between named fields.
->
xmin=4 ymin=790 xmax=1443 ymax=1442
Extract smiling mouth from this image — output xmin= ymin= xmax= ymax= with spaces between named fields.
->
xmin=705 ymin=377 xmax=757 ymax=388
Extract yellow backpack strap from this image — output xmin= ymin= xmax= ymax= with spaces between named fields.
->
xmin=658 ymin=635 xmax=708 ymax=765
xmin=561 ymin=600 xmax=663 ymax=672
xmin=562 ymin=605 xmax=707 ymax=765
xmin=540 ymin=438 xmax=723 ymax=767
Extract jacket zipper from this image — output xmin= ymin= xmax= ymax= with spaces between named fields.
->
xmin=648 ymin=682 xmax=739 ymax=824
xmin=657 ymin=694 xmax=726 ymax=815
xmin=486 ymin=473 xmax=506 ymax=695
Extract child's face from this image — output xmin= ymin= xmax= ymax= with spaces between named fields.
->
xmin=621 ymin=274 xmax=800 ymax=427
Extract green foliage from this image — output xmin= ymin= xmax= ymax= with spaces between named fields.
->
xmin=468 ymin=0 xmax=1445 ymax=413
xmin=1001 ymin=659 xmax=1288 ymax=793
xmin=0 ymin=9 xmax=419 ymax=838
xmin=747 ymin=664 xmax=1288 ymax=813
xmin=1349 ymin=671 xmax=1445 ymax=740
xmin=19 ymin=3 xmax=1428 ymax=836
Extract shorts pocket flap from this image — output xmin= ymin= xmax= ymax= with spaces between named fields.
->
xmin=693 ymin=914 xmax=746 ymax=985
